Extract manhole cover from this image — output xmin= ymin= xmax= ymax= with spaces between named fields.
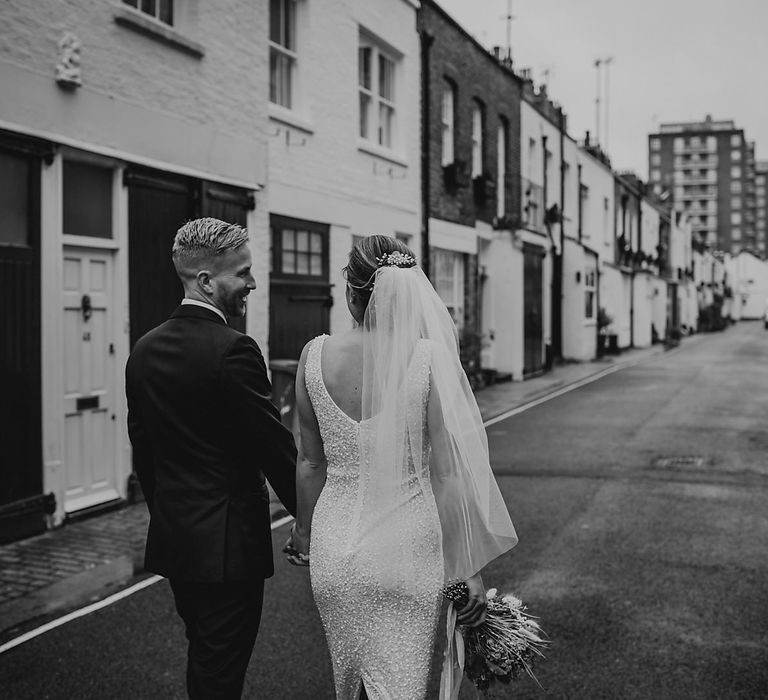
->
xmin=652 ymin=456 xmax=705 ymax=469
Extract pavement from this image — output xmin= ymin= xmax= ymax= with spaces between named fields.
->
xmin=0 ymin=339 xmax=675 ymax=645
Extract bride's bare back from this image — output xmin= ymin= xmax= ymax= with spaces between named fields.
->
xmin=319 ymin=329 xmax=365 ymax=422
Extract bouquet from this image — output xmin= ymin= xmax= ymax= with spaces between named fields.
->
xmin=442 ymin=581 xmax=548 ymax=695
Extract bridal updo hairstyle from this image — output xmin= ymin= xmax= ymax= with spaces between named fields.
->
xmin=345 ymin=235 xmax=417 ymax=309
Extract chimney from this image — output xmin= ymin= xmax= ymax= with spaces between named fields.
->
xmin=585 ymin=130 xmax=591 ymax=147
xmin=493 ymin=46 xmax=501 ymax=61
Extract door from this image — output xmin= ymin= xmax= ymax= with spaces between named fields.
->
xmin=523 ymin=243 xmax=544 ymax=375
xmin=269 ymin=215 xmax=332 ymax=360
xmin=62 ymin=247 xmax=119 ymax=512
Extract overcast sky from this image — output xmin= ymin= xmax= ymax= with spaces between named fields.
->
xmin=436 ymin=0 xmax=768 ymax=177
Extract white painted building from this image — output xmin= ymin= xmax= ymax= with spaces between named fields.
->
xmin=266 ymin=0 xmax=420 ymax=360
xmin=728 ymin=251 xmax=768 ymax=320
xmin=0 ymin=0 xmax=269 ymax=537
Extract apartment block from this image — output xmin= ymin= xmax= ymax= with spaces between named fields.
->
xmin=756 ymin=161 xmax=768 ymax=255
xmin=648 ymin=115 xmax=754 ymax=256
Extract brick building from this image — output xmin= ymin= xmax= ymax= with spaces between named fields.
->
xmin=419 ymin=0 xmax=523 ymax=382
xmin=756 ymin=160 xmax=768 ymax=256
xmin=0 ymin=0 xmax=269 ymax=541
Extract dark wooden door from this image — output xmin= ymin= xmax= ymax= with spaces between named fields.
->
xmin=126 ymin=168 xmax=195 ymax=346
xmin=269 ymin=215 xmax=332 ymax=360
xmin=523 ymin=243 xmax=544 ymax=375
xmin=0 ymin=134 xmax=48 ymax=539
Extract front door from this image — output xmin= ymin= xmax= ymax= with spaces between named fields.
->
xmin=62 ymin=246 xmax=119 ymax=512
xmin=523 ymin=243 xmax=544 ymax=375
xmin=269 ymin=215 xmax=332 ymax=360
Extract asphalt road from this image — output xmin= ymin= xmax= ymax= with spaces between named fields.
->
xmin=1 ymin=322 xmax=767 ymax=699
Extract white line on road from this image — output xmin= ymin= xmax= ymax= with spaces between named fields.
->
xmin=0 ymin=514 xmax=296 ymax=654
xmin=1 ymin=356 xmax=652 ymax=655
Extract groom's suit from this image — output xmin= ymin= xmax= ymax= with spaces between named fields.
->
xmin=126 ymin=303 xmax=297 ymax=699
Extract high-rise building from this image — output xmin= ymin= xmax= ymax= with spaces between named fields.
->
xmin=756 ymin=160 xmax=768 ymax=256
xmin=648 ymin=115 xmax=754 ymax=255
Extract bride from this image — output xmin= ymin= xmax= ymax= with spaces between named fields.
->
xmin=286 ymin=235 xmax=517 ymax=699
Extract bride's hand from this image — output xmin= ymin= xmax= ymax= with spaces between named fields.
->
xmin=283 ymin=523 xmax=310 ymax=567
xmin=456 ymin=573 xmax=487 ymax=627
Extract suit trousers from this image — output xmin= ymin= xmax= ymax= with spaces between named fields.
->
xmin=169 ymin=578 xmax=265 ymax=700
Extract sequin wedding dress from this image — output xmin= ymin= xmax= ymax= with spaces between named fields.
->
xmin=306 ymin=334 xmax=444 ymax=700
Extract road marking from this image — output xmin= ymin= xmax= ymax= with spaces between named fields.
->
xmin=0 ymin=514 xmax=295 ymax=655
xmin=483 ymin=355 xmax=650 ymax=428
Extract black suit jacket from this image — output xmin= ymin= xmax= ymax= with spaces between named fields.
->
xmin=125 ymin=304 xmax=297 ymax=582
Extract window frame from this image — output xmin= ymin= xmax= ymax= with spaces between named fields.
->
xmin=122 ymin=0 xmax=173 ymax=26
xmin=270 ymin=216 xmax=329 ymax=281
xmin=431 ymin=247 xmax=465 ymax=330
xmin=441 ymin=79 xmax=456 ymax=167
xmin=471 ymin=100 xmax=484 ymax=178
xmin=358 ymin=32 xmax=399 ymax=151
xmin=269 ymin=0 xmax=298 ymax=110
xmin=496 ymin=117 xmax=508 ymax=218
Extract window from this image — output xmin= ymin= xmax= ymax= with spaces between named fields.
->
xmin=584 ymin=269 xmax=596 ymax=319
xmin=706 ymin=136 xmax=716 ymax=150
xmin=731 ymin=212 xmax=742 ymax=225
xmin=0 ymin=151 xmax=30 ymax=246
xmin=431 ymin=248 xmax=465 ymax=329
xmin=732 ymin=197 xmax=742 ymax=210
xmin=441 ymin=81 xmax=455 ymax=166
xmin=673 ymin=137 xmax=684 ymax=153
xmin=731 ymin=166 xmax=741 ymax=179
xmin=690 ymin=136 xmax=701 ymax=148
xmin=497 ymin=119 xmax=507 ymax=218
xmin=731 ymin=149 xmax=741 ymax=161
xmin=471 ymin=101 xmax=484 ymax=178
xmin=649 ymin=138 xmax=660 ymax=152
xmin=63 ymin=161 xmax=112 ymax=238
xmin=650 ymin=153 xmax=661 ymax=166
xmin=277 ymin=226 xmax=325 ymax=277
xmin=359 ymin=35 xmax=397 ymax=149
xmin=731 ymin=228 xmax=741 ymax=241
xmin=270 ymin=0 xmax=296 ymax=108
xmin=650 ymin=169 xmax=660 ymax=182
xmin=122 ymin=0 xmax=173 ymax=25
xmin=730 ymin=134 xmax=741 ymax=147
xmin=732 ymin=180 xmax=742 ymax=194
xmin=580 ymin=184 xmax=589 ymax=238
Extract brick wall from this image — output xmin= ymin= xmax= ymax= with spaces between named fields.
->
xmin=420 ymin=0 xmax=522 ymax=229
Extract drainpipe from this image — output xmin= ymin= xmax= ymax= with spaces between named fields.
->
xmin=634 ymin=183 xmax=644 ymax=347
xmin=577 ymin=163 xmax=583 ymax=243
xmin=554 ymin=108 xmax=566 ymax=361
xmin=418 ymin=15 xmax=434 ymax=281
xmin=542 ymin=134 xmax=553 ymax=369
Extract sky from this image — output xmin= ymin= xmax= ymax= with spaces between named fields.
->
xmin=436 ymin=0 xmax=768 ymax=177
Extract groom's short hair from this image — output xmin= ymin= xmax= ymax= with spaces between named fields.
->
xmin=172 ymin=217 xmax=248 ymax=278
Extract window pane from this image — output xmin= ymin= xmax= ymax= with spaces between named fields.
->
xmin=310 ymin=253 xmax=322 ymax=276
xmin=270 ymin=0 xmax=281 ymax=43
xmin=296 ymin=229 xmax=308 ymax=252
xmin=63 ymin=161 xmax=112 ymax=238
xmin=0 ymin=151 xmax=29 ymax=246
xmin=378 ymin=54 xmax=394 ymax=100
xmin=283 ymin=0 xmax=295 ymax=50
xmin=141 ymin=0 xmax=156 ymax=16
xmin=281 ymin=250 xmax=295 ymax=273
xmin=270 ymin=49 xmax=292 ymax=108
xmin=378 ymin=103 xmax=393 ymax=147
xmin=359 ymin=93 xmax=371 ymax=139
xmin=282 ymin=228 xmax=295 ymax=251
xmin=158 ymin=0 xmax=172 ymax=24
xmin=359 ymin=47 xmax=371 ymax=89
xmin=123 ymin=0 xmax=139 ymax=8
xmin=310 ymin=232 xmax=322 ymax=253
xmin=296 ymin=251 xmax=309 ymax=275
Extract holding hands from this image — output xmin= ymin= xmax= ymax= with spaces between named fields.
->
xmin=283 ymin=523 xmax=310 ymax=567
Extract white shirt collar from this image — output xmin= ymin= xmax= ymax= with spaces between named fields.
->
xmin=181 ymin=298 xmax=227 ymax=323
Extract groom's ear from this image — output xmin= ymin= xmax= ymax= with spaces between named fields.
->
xmin=196 ymin=269 xmax=214 ymax=295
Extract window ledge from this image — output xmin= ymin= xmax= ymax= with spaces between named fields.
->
xmin=268 ymin=104 xmax=315 ymax=134
xmin=63 ymin=234 xmax=119 ymax=250
xmin=113 ymin=5 xmax=205 ymax=58
xmin=357 ymin=140 xmax=409 ymax=168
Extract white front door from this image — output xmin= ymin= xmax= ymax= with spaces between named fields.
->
xmin=62 ymin=246 xmax=120 ymax=512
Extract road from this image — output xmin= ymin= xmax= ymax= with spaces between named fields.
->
xmin=1 ymin=322 xmax=767 ymax=699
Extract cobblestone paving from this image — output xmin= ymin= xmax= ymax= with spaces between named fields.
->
xmin=0 ymin=504 xmax=148 ymax=606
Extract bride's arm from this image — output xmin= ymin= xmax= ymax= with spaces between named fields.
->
xmin=427 ymin=372 xmax=487 ymax=627
xmin=290 ymin=341 xmax=328 ymax=563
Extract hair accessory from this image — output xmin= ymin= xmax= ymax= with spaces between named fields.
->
xmin=375 ymin=252 xmax=417 ymax=268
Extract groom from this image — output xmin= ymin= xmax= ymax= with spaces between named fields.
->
xmin=126 ymin=217 xmax=297 ymax=699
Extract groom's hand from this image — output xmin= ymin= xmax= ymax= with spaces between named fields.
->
xmin=457 ymin=573 xmax=487 ymax=627
xmin=283 ymin=525 xmax=310 ymax=567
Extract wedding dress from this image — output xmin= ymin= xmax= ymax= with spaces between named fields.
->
xmin=304 ymin=263 xmax=517 ymax=700
xmin=306 ymin=334 xmax=444 ymax=700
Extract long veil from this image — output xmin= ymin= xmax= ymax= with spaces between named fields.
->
xmin=356 ymin=264 xmax=517 ymax=583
